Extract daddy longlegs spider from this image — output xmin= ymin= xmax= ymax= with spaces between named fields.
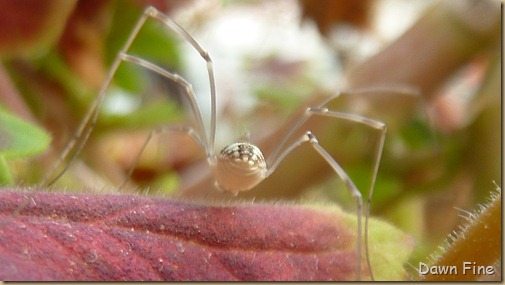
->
xmin=9 ymin=6 xmax=432 ymax=281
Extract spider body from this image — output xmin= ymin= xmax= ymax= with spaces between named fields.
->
xmin=213 ymin=142 xmax=267 ymax=195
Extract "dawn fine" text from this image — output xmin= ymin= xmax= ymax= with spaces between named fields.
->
xmin=418 ymin=262 xmax=495 ymax=276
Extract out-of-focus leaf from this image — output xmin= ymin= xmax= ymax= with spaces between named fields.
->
xmin=149 ymin=171 xmax=180 ymax=195
xmin=34 ymin=51 xmax=92 ymax=103
xmin=0 ymin=190 xmax=413 ymax=281
xmin=299 ymin=0 xmax=372 ymax=36
xmin=57 ymin=0 xmax=112 ymax=89
xmin=253 ymin=83 xmax=307 ymax=115
xmin=0 ymin=110 xmax=50 ymax=158
xmin=0 ymin=0 xmax=76 ymax=58
xmin=99 ymin=99 xmax=183 ymax=129
xmin=400 ymin=117 xmax=435 ymax=150
xmin=0 ymin=110 xmax=50 ymax=185
xmin=0 ymin=157 xmax=13 ymax=185
xmin=105 ymin=2 xmax=182 ymax=94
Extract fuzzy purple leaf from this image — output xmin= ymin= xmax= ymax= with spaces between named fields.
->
xmin=0 ymin=190 xmax=374 ymax=281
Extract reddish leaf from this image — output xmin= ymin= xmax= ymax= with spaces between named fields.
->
xmin=299 ymin=0 xmax=372 ymax=36
xmin=0 ymin=190 xmax=366 ymax=281
xmin=0 ymin=0 xmax=76 ymax=58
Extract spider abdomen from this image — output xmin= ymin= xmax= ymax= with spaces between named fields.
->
xmin=213 ymin=142 xmax=267 ymax=194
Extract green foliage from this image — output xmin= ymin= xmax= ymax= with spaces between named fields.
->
xmin=320 ymin=204 xmax=415 ymax=280
xmin=0 ymin=156 xmax=12 ymax=185
xmin=0 ymin=109 xmax=50 ymax=185
xmin=400 ymin=116 xmax=435 ymax=150
xmin=0 ymin=110 xmax=51 ymax=158
xmin=106 ymin=3 xmax=182 ymax=94
xmin=100 ymin=99 xmax=183 ymax=129
xmin=36 ymin=51 xmax=92 ymax=101
xmin=253 ymin=83 xmax=307 ymax=114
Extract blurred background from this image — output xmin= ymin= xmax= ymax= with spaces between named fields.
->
xmin=0 ymin=0 xmax=500 ymax=278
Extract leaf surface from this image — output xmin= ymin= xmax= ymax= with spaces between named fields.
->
xmin=0 ymin=110 xmax=51 ymax=158
xmin=0 ymin=190 xmax=411 ymax=281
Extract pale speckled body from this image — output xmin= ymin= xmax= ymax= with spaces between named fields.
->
xmin=213 ymin=142 xmax=267 ymax=195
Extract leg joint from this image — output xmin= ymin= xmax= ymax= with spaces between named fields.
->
xmin=306 ymin=131 xmax=318 ymax=143
xmin=306 ymin=107 xmax=328 ymax=115
xmin=145 ymin=6 xmax=157 ymax=16
xmin=202 ymin=51 xmax=211 ymax=62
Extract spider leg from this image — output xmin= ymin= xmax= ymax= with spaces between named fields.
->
xmin=306 ymin=132 xmax=364 ymax=281
xmin=145 ymin=7 xmax=217 ymax=155
xmin=38 ymin=9 xmax=150 ymax=187
xmin=40 ymin=6 xmax=217 ymax=188
xmin=268 ymin=86 xmax=415 ymax=166
xmin=117 ymin=125 xmax=206 ymax=192
xmin=5 ymin=8 xmax=162 ymax=226
xmin=307 ymin=108 xmax=386 ymax=281
xmin=266 ymin=108 xmax=386 ymax=281
xmin=8 ymin=7 xmax=215 ymax=228
xmin=266 ymin=86 xmax=435 ymax=279
xmin=266 ymin=130 xmax=364 ymax=280
xmin=118 ymin=54 xmax=210 ymax=155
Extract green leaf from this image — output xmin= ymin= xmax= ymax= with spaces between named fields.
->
xmin=0 ymin=156 xmax=13 ymax=185
xmin=151 ymin=171 xmax=180 ymax=195
xmin=100 ymin=99 xmax=183 ymax=129
xmin=365 ymin=211 xmax=416 ymax=280
xmin=400 ymin=117 xmax=435 ymax=150
xmin=35 ymin=51 xmax=92 ymax=103
xmin=315 ymin=203 xmax=415 ymax=280
xmin=253 ymin=83 xmax=306 ymax=114
xmin=0 ymin=110 xmax=51 ymax=158
xmin=105 ymin=3 xmax=182 ymax=94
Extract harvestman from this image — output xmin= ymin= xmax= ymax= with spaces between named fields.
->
xmin=18 ymin=6 xmax=427 ymax=281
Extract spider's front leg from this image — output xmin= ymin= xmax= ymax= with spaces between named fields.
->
xmin=305 ymin=131 xmax=365 ymax=280
xmin=265 ymin=107 xmax=387 ymax=281
xmin=266 ymin=129 xmax=366 ymax=280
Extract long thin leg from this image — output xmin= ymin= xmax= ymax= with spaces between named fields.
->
xmin=39 ymin=9 xmax=152 ymax=187
xmin=307 ymin=108 xmax=386 ymax=281
xmin=307 ymin=132 xmax=364 ymax=281
xmin=145 ymin=7 xmax=217 ymax=155
xmin=6 ymin=7 xmax=215 ymax=228
xmin=268 ymin=86 xmax=418 ymax=166
xmin=40 ymin=6 xmax=217 ymax=187
xmin=268 ymin=87 xmax=429 ymax=279
xmin=266 ymin=131 xmax=365 ymax=280
xmin=267 ymin=108 xmax=386 ymax=281
xmin=4 ymin=7 xmax=160 ymax=229
xmin=117 ymin=125 xmax=206 ymax=191
xmin=119 ymin=54 xmax=209 ymax=154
